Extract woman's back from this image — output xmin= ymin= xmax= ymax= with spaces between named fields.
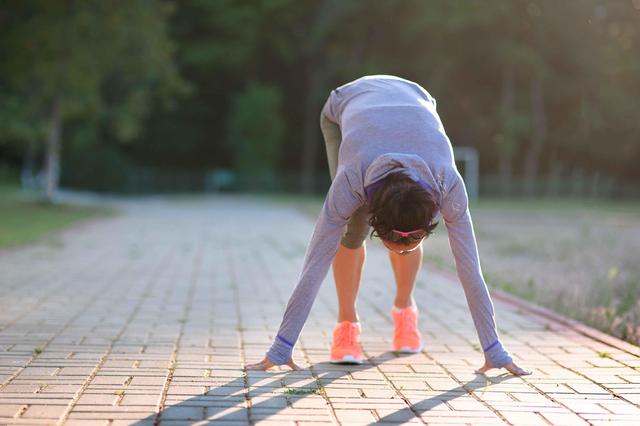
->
xmin=328 ymin=75 xmax=455 ymax=176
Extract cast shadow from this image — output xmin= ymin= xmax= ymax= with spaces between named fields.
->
xmin=129 ymin=352 xmax=517 ymax=425
xmin=375 ymin=364 xmax=516 ymax=423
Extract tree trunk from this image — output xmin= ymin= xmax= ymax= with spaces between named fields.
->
xmin=43 ymin=96 xmax=62 ymax=202
xmin=523 ymin=72 xmax=546 ymax=197
xmin=498 ymin=65 xmax=515 ymax=196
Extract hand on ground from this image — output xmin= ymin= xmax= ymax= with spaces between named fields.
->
xmin=475 ymin=359 xmax=532 ymax=376
xmin=245 ymin=356 xmax=301 ymax=371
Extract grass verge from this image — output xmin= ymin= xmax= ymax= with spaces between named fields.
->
xmin=0 ymin=185 xmax=117 ymax=250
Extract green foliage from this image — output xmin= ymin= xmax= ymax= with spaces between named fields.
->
xmin=2 ymin=0 xmax=640 ymax=192
xmin=226 ymin=83 xmax=285 ymax=175
xmin=0 ymin=0 xmax=188 ymax=197
xmin=0 ymin=94 xmax=48 ymax=145
xmin=61 ymin=142 xmax=132 ymax=192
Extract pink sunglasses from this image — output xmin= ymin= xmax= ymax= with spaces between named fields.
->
xmin=391 ymin=229 xmax=424 ymax=237
xmin=387 ymin=228 xmax=427 ymax=243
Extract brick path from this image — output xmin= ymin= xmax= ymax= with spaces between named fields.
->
xmin=1 ymin=195 xmax=640 ymax=425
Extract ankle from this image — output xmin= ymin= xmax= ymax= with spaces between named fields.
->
xmin=392 ymin=302 xmax=417 ymax=312
xmin=338 ymin=311 xmax=359 ymax=323
xmin=393 ymin=299 xmax=415 ymax=310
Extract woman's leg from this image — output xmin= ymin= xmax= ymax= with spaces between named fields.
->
xmin=333 ymin=242 xmax=365 ymax=322
xmin=334 ymin=203 xmax=370 ymax=321
xmin=388 ymin=243 xmax=423 ymax=309
xmin=321 ymin=95 xmax=368 ymax=323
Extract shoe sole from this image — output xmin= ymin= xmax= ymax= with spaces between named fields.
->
xmin=330 ymin=355 xmax=363 ymax=364
xmin=394 ymin=346 xmax=422 ymax=354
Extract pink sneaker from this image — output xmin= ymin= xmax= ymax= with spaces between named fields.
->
xmin=392 ymin=305 xmax=423 ymax=353
xmin=330 ymin=321 xmax=364 ymax=364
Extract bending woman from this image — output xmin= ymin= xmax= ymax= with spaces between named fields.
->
xmin=246 ymin=75 xmax=531 ymax=376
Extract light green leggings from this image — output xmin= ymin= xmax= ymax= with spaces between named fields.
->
xmin=320 ymin=96 xmax=370 ymax=249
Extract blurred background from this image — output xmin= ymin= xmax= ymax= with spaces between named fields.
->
xmin=1 ymin=0 xmax=639 ymax=198
xmin=1 ymin=1 xmax=640 ymax=345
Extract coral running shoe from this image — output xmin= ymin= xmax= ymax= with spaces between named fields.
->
xmin=330 ymin=321 xmax=364 ymax=364
xmin=392 ymin=305 xmax=423 ymax=353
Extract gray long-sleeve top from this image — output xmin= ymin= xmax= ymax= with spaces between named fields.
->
xmin=266 ymin=75 xmax=513 ymax=368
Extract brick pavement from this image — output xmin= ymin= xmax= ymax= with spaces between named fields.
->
xmin=1 ymin=195 xmax=639 ymax=425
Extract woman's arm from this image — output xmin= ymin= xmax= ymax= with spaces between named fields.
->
xmin=265 ymin=206 xmax=347 ymax=365
xmin=250 ymin=170 xmax=363 ymax=369
xmin=441 ymin=172 xmax=514 ymax=368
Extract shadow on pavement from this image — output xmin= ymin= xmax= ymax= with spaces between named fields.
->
xmin=129 ymin=352 xmax=518 ymax=425
xmin=375 ymin=370 xmax=516 ymax=423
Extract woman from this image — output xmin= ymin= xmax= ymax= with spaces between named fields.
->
xmin=246 ymin=75 xmax=531 ymax=376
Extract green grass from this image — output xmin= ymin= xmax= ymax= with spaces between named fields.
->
xmin=0 ymin=185 xmax=117 ymax=249
xmin=283 ymin=387 xmax=325 ymax=396
xmin=473 ymin=196 xmax=640 ymax=215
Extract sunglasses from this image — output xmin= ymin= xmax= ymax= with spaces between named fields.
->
xmin=385 ymin=228 xmax=428 ymax=243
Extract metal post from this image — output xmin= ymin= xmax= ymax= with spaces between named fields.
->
xmin=453 ymin=146 xmax=479 ymax=202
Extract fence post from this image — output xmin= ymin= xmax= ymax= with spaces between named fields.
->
xmin=454 ymin=147 xmax=479 ymax=202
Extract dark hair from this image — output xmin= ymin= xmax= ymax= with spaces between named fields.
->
xmin=368 ymin=172 xmax=439 ymax=243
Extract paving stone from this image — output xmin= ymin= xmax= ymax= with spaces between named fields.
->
xmin=21 ymin=404 xmax=68 ymax=418
xmin=0 ymin=404 xmax=23 ymax=417
xmin=1 ymin=195 xmax=639 ymax=425
xmin=160 ymin=405 xmax=205 ymax=420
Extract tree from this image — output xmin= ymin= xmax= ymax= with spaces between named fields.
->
xmin=0 ymin=0 xmax=187 ymax=201
xmin=226 ymin=83 xmax=285 ymax=180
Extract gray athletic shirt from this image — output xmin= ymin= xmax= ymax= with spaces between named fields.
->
xmin=266 ymin=75 xmax=513 ymax=368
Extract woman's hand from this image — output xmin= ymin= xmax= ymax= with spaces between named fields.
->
xmin=245 ymin=356 xmax=302 ymax=371
xmin=475 ymin=358 xmax=532 ymax=376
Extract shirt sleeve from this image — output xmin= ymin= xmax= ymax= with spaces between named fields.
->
xmin=266 ymin=169 xmax=363 ymax=365
xmin=440 ymin=171 xmax=513 ymax=368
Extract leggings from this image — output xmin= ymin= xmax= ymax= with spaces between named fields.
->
xmin=319 ymin=95 xmax=370 ymax=249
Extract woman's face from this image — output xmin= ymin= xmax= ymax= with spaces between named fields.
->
xmin=381 ymin=238 xmax=424 ymax=255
